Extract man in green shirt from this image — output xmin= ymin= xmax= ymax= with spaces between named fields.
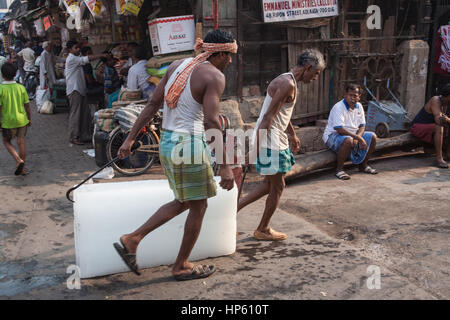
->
xmin=0 ymin=62 xmax=31 ymax=175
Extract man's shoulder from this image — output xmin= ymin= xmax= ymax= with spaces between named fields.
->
xmin=331 ymin=99 xmax=345 ymax=112
xmin=269 ymin=73 xmax=295 ymax=92
xmin=356 ymin=102 xmax=364 ymax=110
xmin=192 ymin=62 xmax=224 ymax=83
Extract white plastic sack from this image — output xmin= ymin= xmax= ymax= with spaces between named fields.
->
xmin=36 ymin=88 xmax=50 ymax=112
xmin=39 ymin=100 xmax=54 ymax=114
xmin=92 ymin=166 xmax=114 ymax=180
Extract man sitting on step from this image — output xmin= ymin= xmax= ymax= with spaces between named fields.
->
xmin=322 ymin=84 xmax=378 ymax=180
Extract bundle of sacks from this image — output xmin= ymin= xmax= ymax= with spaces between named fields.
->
xmin=146 ymin=51 xmax=194 ymax=87
xmin=111 ymin=87 xmax=147 ymax=109
xmin=94 ymin=87 xmax=146 ymax=137
xmin=95 ymin=108 xmax=115 ymax=133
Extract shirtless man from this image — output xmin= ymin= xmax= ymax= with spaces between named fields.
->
xmin=410 ymin=83 xmax=450 ymax=168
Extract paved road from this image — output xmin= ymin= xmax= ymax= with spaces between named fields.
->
xmin=0 ymin=103 xmax=448 ymax=299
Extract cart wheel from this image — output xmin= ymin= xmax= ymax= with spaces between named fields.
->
xmin=106 ymin=127 xmax=159 ymax=176
xmin=375 ymin=122 xmax=390 ymax=138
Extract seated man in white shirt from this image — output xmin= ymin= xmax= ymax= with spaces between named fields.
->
xmin=126 ymin=46 xmax=151 ymax=99
xmin=119 ymin=42 xmax=138 ymax=82
xmin=322 ymin=84 xmax=378 ymax=180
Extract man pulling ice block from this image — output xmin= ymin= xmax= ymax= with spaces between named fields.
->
xmin=113 ymin=29 xmax=238 ymax=281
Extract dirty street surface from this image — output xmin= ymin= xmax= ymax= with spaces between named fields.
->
xmin=0 ymin=105 xmax=448 ymax=300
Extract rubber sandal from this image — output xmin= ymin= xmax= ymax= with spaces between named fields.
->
xmin=14 ymin=162 xmax=25 ymax=175
xmin=336 ymin=171 xmax=351 ymax=180
xmin=253 ymin=228 xmax=287 ymax=241
xmin=435 ymin=161 xmax=449 ymax=169
xmin=361 ymin=166 xmax=378 ymax=174
xmin=20 ymin=168 xmax=31 ymax=176
xmin=113 ymin=241 xmax=141 ymax=276
xmin=174 ymin=264 xmax=216 ymax=281
xmin=70 ymin=139 xmax=84 ymax=145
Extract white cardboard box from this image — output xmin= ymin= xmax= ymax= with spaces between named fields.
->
xmin=148 ymin=15 xmax=195 ymax=56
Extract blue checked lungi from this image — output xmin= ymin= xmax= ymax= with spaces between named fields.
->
xmin=255 ymin=148 xmax=296 ymax=176
xmin=325 ymin=132 xmax=375 ymax=165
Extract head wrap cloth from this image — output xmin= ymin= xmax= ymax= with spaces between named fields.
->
xmin=164 ymin=38 xmax=238 ymax=109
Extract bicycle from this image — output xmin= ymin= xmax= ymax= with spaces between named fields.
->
xmin=106 ymin=112 xmax=230 ymax=177
xmin=106 ymin=111 xmax=162 ymax=176
xmin=24 ymin=69 xmax=38 ymax=100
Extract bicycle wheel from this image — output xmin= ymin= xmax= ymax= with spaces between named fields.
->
xmin=25 ymin=75 xmax=37 ymax=100
xmin=106 ymin=127 xmax=159 ymax=176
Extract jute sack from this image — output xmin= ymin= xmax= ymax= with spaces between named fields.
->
xmin=118 ymin=88 xmax=142 ymax=102
xmin=112 ymin=99 xmax=148 ymax=108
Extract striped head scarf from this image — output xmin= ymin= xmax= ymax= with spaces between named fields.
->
xmin=164 ymin=38 xmax=238 ymax=109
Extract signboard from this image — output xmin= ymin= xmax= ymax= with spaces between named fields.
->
xmin=148 ymin=15 xmax=195 ymax=56
xmin=84 ymin=0 xmax=103 ymax=17
xmin=63 ymin=0 xmax=80 ymax=16
xmin=123 ymin=0 xmax=144 ymax=16
xmin=43 ymin=16 xmax=53 ymax=31
xmin=115 ymin=0 xmax=125 ymax=14
xmin=262 ymin=0 xmax=339 ymax=23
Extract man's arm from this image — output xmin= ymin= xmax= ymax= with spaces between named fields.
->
xmin=335 ymin=127 xmax=367 ymax=150
xmin=24 ymin=103 xmax=31 ymax=126
xmin=87 ymin=53 xmax=109 ymax=63
xmin=430 ymin=97 xmax=450 ymax=126
xmin=286 ymin=121 xmax=301 ymax=153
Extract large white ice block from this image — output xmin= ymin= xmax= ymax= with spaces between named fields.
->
xmin=73 ymin=178 xmax=237 ymax=278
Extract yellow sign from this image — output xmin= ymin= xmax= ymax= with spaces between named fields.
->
xmin=123 ymin=0 xmax=144 ymax=16
xmin=85 ymin=0 xmax=102 ymax=17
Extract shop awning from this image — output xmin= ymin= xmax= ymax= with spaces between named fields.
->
xmin=3 ymin=0 xmax=28 ymax=21
xmin=23 ymin=6 xmax=48 ymax=21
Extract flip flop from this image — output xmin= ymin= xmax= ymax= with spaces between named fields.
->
xmin=14 ymin=162 xmax=25 ymax=175
xmin=360 ymin=166 xmax=378 ymax=174
xmin=336 ymin=170 xmax=351 ymax=180
xmin=70 ymin=139 xmax=84 ymax=145
xmin=174 ymin=264 xmax=216 ymax=281
xmin=253 ymin=228 xmax=287 ymax=241
xmin=113 ymin=241 xmax=141 ymax=276
xmin=20 ymin=168 xmax=31 ymax=176
xmin=435 ymin=161 xmax=449 ymax=169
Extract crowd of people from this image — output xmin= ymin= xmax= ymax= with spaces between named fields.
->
xmin=0 ymin=36 xmax=153 ymax=172
xmin=0 ymin=29 xmax=448 ymax=281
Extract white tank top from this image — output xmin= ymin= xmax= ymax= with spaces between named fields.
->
xmin=252 ymin=72 xmax=297 ymax=150
xmin=162 ymin=58 xmax=207 ymax=134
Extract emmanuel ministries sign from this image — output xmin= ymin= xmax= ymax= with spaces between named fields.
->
xmin=262 ymin=0 xmax=339 ymax=23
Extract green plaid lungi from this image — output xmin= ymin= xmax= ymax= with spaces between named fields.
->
xmin=159 ymin=129 xmax=217 ymax=202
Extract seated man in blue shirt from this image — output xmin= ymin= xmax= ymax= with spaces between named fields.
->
xmin=322 ymin=84 xmax=378 ymax=180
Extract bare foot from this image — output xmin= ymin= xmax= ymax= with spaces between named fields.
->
xmin=253 ymin=228 xmax=287 ymax=241
xmin=119 ymin=235 xmax=140 ymax=255
xmin=172 ymin=261 xmax=195 ymax=277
